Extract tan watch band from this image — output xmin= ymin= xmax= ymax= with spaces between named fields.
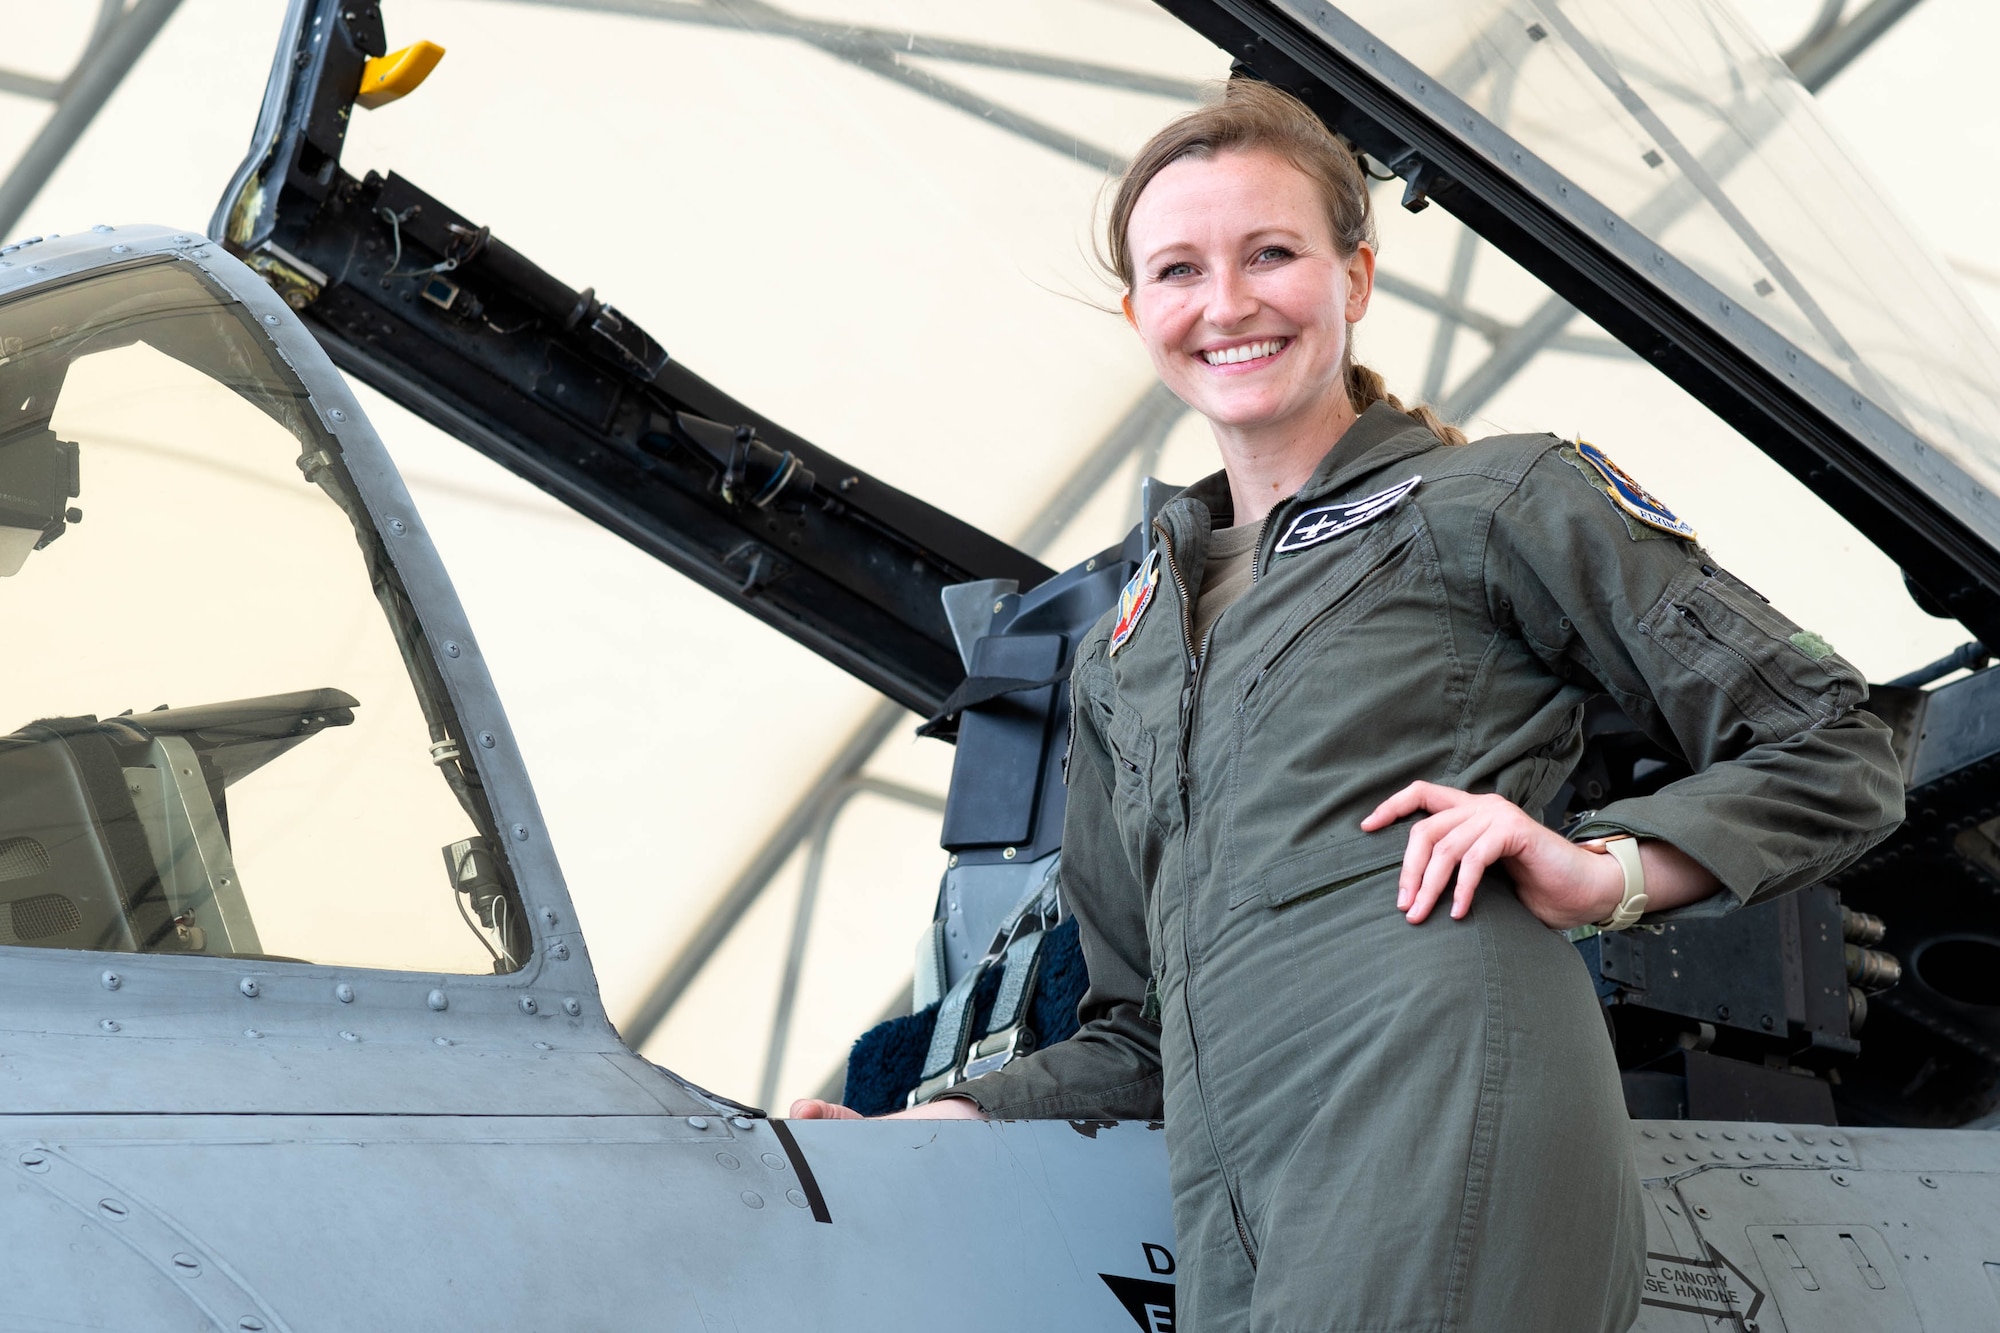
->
xmin=1584 ymin=835 xmax=1649 ymax=931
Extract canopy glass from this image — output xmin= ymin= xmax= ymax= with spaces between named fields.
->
xmin=1309 ymin=0 xmax=2000 ymax=536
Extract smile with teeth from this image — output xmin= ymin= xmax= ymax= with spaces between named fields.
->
xmin=1201 ymin=338 xmax=1288 ymax=366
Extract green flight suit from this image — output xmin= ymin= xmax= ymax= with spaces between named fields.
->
xmin=949 ymin=403 xmax=1906 ymax=1333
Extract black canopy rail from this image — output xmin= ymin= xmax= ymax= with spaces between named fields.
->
xmin=210 ymin=0 xmax=1048 ymax=718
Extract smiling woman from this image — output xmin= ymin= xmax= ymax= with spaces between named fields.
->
xmin=791 ymin=77 xmax=1908 ymax=1333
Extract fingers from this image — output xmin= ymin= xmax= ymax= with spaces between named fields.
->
xmin=1449 ymin=830 xmax=1508 ymax=920
xmin=789 ymin=1098 xmax=862 ymax=1120
xmin=1361 ymin=780 xmax=1469 ymax=831
xmin=1398 ymin=797 xmax=1520 ymax=924
xmin=1396 ymin=803 xmax=1476 ymax=910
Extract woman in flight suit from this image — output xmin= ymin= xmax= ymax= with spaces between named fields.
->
xmin=795 ymin=81 xmax=1905 ymax=1332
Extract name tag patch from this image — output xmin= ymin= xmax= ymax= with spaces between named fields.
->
xmin=1577 ymin=440 xmax=1697 ymax=540
xmin=1274 ymin=475 xmax=1421 ymax=555
xmin=1109 ymin=547 xmax=1160 ymax=657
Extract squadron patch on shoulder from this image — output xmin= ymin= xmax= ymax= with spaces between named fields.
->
xmin=1109 ymin=547 xmax=1160 ymax=657
xmin=1274 ymin=475 xmax=1422 ymax=555
xmin=1575 ymin=440 xmax=1697 ymax=541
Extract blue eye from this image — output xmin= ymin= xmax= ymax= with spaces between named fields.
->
xmin=1155 ymin=262 xmax=1196 ymax=281
xmin=1254 ymin=246 xmax=1294 ymax=264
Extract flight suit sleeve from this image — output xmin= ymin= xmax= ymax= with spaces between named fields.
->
xmin=1483 ymin=446 xmax=1905 ymax=918
xmin=939 ymin=650 xmax=1165 ymax=1118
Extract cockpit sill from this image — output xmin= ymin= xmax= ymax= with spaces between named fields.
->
xmin=0 ymin=226 xmax=693 ymax=1117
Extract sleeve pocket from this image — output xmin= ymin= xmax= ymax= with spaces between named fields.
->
xmin=1229 ymin=825 xmax=1411 ymax=910
xmin=1655 ymin=568 xmax=1864 ymax=730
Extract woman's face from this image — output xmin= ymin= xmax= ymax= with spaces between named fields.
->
xmin=1122 ymin=147 xmax=1373 ymax=439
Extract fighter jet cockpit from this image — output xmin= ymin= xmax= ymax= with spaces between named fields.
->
xmin=0 ymin=256 xmax=526 ymax=971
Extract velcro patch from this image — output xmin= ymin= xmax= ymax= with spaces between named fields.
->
xmin=1275 ymin=475 xmax=1421 ymax=555
xmin=1109 ymin=547 xmax=1160 ymax=657
xmin=1576 ymin=440 xmax=1697 ymax=541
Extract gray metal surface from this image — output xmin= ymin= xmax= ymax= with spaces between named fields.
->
xmin=1630 ymin=1120 xmax=2000 ymax=1331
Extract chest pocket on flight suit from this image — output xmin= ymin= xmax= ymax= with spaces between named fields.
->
xmin=1104 ymin=703 xmax=1156 ymax=813
xmin=1238 ymin=514 xmax=1428 ymax=722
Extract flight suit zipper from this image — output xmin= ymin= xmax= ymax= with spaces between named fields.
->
xmin=1155 ymin=518 xmax=1257 ymax=1273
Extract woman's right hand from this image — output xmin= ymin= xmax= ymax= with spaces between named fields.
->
xmin=789 ymin=1096 xmax=989 ymax=1121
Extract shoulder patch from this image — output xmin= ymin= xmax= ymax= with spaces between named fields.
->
xmin=1108 ymin=547 xmax=1159 ymax=657
xmin=1275 ymin=475 xmax=1422 ymax=555
xmin=1573 ymin=440 xmax=1696 ymax=541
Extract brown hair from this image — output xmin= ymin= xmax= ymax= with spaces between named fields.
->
xmin=1106 ymin=79 xmax=1466 ymax=446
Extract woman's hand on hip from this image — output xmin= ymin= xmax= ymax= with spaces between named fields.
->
xmin=1360 ymin=782 xmax=1624 ymax=929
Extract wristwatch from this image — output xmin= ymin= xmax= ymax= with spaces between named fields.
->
xmin=1580 ymin=834 xmax=1648 ymax=931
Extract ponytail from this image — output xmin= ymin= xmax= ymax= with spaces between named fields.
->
xmin=1345 ymin=358 xmax=1467 ymax=447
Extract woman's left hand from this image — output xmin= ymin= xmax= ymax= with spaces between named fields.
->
xmin=1360 ymin=782 xmax=1624 ymax=929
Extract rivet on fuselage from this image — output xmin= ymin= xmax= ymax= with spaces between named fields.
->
xmin=428 ymin=989 xmax=448 ymax=1012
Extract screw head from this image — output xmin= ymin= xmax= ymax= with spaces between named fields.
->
xmin=518 ymin=996 xmax=538 ymax=1015
xmin=1831 ymin=1172 xmax=1851 ymax=1186
xmin=18 ymin=1151 xmax=48 ymax=1172
xmin=442 ymin=640 xmax=461 ymax=658
xmin=339 ymin=1030 xmax=359 ymax=1042
xmin=512 ymin=824 xmax=530 ymax=842
xmin=172 ymin=234 xmax=192 ymax=244
xmin=238 ymin=978 xmax=260 ymax=998
xmin=562 ymin=997 xmax=581 ymax=1017
xmin=1691 ymin=1204 xmax=1711 ymax=1219
xmin=335 ymin=983 xmax=354 ymax=1004
xmin=243 ymin=1028 xmax=263 ymax=1039
xmin=110 ymin=244 xmax=129 ymax=254
xmin=478 ymin=731 xmax=497 ymax=749
xmin=546 ymin=942 xmax=569 ymax=963
xmin=427 ymin=989 xmax=448 ymax=1012
xmin=97 ymin=1198 xmax=127 ymax=1220
xmin=386 ymin=517 xmax=407 ymax=535
xmin=263 ymin=314 xmax=280 ymax=326
xmin=730 ymin=1116 xmax=755 ymax=1131
xmin=1002 ymin=846 xmax=1017 ymax=860
xmin=1740 ymin=1172 xmax=1758 ymax=1186
xmin=100 ymin=970 xmax=121 ymax=991
xmin=328 ymin=408 xmax=345 ymax=422
xmin=1920 ymin=1174 xmax=1938 ymax=1189
xmin=539 ymin=906 xmax=558 ymax=926
xmin=98 ymin=1019 xmax=119 ymax=1033
xmin=171 ymin=1253 xmax=201 ymax=1276
xmin=240 ymin=1319 xmax=268 ymax=1331
xmin=687 ymin=1116 xmax=710 ymax=1131
xmin=786 ymin=1188 xmax=809 ymax=1209
xmin=740 ymin=1190 xmax=765 ymax=1209
xmin=992 ymin=599 xmax=1005 ymax=614
xmin=532 ymin=1040 xmax=551 ymax=1050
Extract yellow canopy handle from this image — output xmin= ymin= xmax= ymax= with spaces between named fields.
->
xmin=356 ymin=41 xmax=446 ymax=110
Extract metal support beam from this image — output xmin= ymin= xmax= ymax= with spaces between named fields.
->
xmin=0 ymin=0 xmax=185 ymax=242
xmin=757 ymin=775 xmax=946 ymax=1109
xmin=1437 ymin=0 xmax=1926 ymax=422
xmin=495 ymin=0 xmax=1205 ymax=174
